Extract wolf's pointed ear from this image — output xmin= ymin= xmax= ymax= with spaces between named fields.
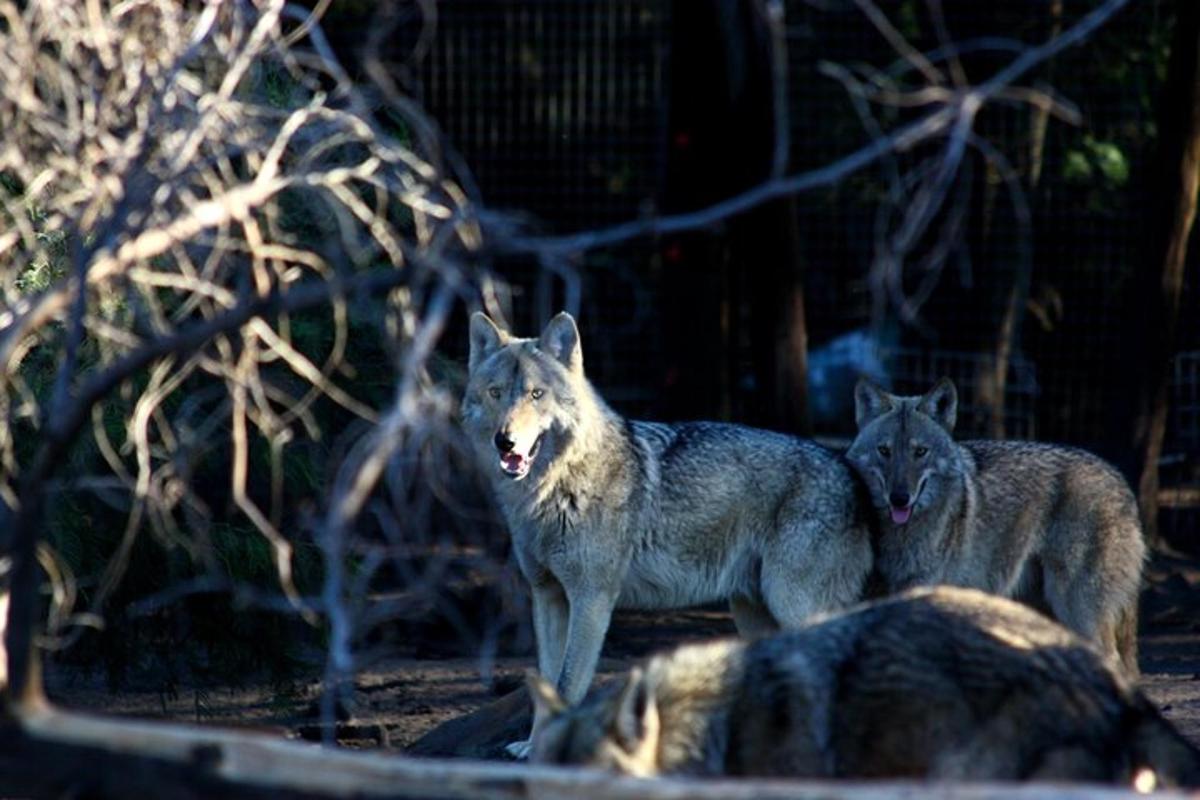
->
xmin=526 ymin=670 xmax=567 ymax=727
xmin=854 ymin=378 xmax=894 ymax=429
xmin=611 ymin=666 xmax=659 ymax=754
xmin=469 ymin=312 xmax=508 ymax=371
xmin=918 ymin=377 xmax=958 ymax=432
xmin=538 ymin=312 xmax=583 ymax=373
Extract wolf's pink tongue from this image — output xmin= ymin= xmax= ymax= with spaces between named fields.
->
xmin=503 ymin=454 xmax=524 ymax=471
xmin=890 ymin=505 xmax=912 ymax=525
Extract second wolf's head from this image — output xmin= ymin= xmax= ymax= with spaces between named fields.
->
xmin=461 ymin=311 xmax=595 ymax=482
xmin=527 ymin=668 xmax=661 ymax=776
xmin=846 ymin=378 xmax=962 ymax=526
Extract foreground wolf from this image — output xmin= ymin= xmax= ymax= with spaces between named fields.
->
xmin=462 ymin=311 xmax=873 ymax=750
xmin=529 ymin=587 xmax=1198 ymax=787
xmin=846 ymin=378 xmax=1145 ymax=675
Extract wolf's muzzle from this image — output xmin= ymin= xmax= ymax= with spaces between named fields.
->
xmin=496 ymin=432 xmax=542 ymax=480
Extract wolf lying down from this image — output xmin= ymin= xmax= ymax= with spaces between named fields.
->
xmin=529 ymin=586 xmax=1200 ymax=788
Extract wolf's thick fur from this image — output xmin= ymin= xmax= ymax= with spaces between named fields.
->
xmin=845 ymin=378 xmax=1145 ymax=675
xmin=529 ymin=586 xmax=1199 ymax=787
xmin=462 ymin=312 xmax=873 ymax=714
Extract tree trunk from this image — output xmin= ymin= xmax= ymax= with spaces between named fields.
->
xmin=661 ymin=0 xmax=809 ymax=432
xmin=981 ymin=0 xmax=1062 ymax=442
xmin=658 ymin=0 xmax=738 ymax=422
xmin=1131 ymin=0 xmax=1200 ymax=546
xmin=742 ymin=0 xmax=811 ymax=436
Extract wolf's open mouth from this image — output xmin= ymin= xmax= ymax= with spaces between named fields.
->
xmin=888 ymin=477 xmax=926 ymax=525
xmin=499 ymin=435 xmax=542 ymax=480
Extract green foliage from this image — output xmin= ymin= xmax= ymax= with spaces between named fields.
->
xmin=5 ymin=181 xmax=70 ymax=293
xmin=894 ymin=1 xmax=922 ymax=44
xmin=1063 ymin=136 xmax=1130 ymax=187
xmin=261 ymin=63 xmax=304 ymax=110
xmin=0 ymin=170 xmax=21 ymax=196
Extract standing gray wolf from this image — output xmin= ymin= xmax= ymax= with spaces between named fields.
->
xmin=529 ymin=586 xmax=1198 ymax=788
xmin=462 ymin=311 xmax=873 ymax=753
xmin=846 ymin=378 xmax=1145 ymax=675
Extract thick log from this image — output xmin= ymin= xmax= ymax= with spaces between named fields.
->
xmin=0 ymin=702 xmax=1185 ymax=800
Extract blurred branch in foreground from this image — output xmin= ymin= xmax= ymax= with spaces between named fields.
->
xmin=0 ymin=0 xmax=484 ymax=720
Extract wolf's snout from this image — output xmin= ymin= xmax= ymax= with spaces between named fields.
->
xmin=494 ymin=429 xmax=540 ymax=480
xmin=888 ymin=490 xmax=913 ymax=525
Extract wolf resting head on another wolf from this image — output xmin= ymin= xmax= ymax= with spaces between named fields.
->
xmin=846 ymin=377 xmax=961 ymax=526
xmin=846 ymin=376 xmax=1145 ymax=677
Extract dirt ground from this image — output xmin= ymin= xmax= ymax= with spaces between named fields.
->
xmin=43 ymin=552 xmax=1200 ymax=755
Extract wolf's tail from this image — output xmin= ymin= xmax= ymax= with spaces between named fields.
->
xmin=1115 ymin=599 xmax=1139 ymax=679
xmin=1129 ymin=700 xmax=1200 ymax=789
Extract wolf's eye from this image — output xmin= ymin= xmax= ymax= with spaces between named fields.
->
xmin=531 ymin=388 xmax=545 ymax=400
xmin=877 ymin=444 xmax=891 ymax=458
xmin=914 ymin=446 xmax=929 ymax=458
xmin=488 ymin=387 xmax=501 ymax=399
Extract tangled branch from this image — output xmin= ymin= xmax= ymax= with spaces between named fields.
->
xmin=0 ymin=0 xmax=485 ymax=711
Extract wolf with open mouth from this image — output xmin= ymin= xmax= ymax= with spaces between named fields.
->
xmin=846 ymin=377 xmax=1146 ymax=677
xmin=461 ymin=311 xmax=874 ymax=757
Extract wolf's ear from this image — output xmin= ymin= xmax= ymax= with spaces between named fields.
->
xmin=854 ymin=378 xmax=894 ymax=429
xmin=526 ymin=670 xmax=567 ymax=727
xmin=610 ymin=667 xmax=659 ymax=754
xmin=917 ymin=377 xmax=958 ymax=432
xmin=469 ymin=312 xmax=508 ymax=371
xmin=538 ymin=312 xmax=583 ymax=373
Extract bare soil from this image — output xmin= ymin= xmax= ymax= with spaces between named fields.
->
xmin=43 ymin=553 xmax=1200 ymax=754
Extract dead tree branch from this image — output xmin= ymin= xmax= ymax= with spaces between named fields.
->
xmin=0 ymin=0 xmax=479 ymax=710
xmin=498 ymin=0 xmax=1128 ymax=330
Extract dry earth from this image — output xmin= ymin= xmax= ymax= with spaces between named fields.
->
xmin=43 ymin=553 xmax=1200 ymax=756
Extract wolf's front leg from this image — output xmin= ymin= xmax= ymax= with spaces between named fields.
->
xmin=730 ymin=593 xmax=780 ymax=638
xmin=507 ymin=589 xmax=614 ymax=760
xmin=506 ymin=580 xmax=570 ymax=760
xmin=530 ymin=581 xmax=569 ymax=683
xmin=555 ymin=588 xmax=617 ymax=704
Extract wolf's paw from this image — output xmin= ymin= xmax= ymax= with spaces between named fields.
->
xmin=505 ymin=739 xmax=533 ymax=760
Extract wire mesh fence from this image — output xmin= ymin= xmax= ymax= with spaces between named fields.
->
xmin=382 ymin=0 xmax=1193 ymax=481
xmin=783 ymin=0 xmax=1195 ymax=446
xmin=1163 ymin=350 xmax=1200 ymax=542
xmin=1170 ymin=351 xmax=1200 ymax=457
xmin=884 ymin=348 xmax=1040 ymax=440
xmin=398 ymin=0 xmax=672 ymax=413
